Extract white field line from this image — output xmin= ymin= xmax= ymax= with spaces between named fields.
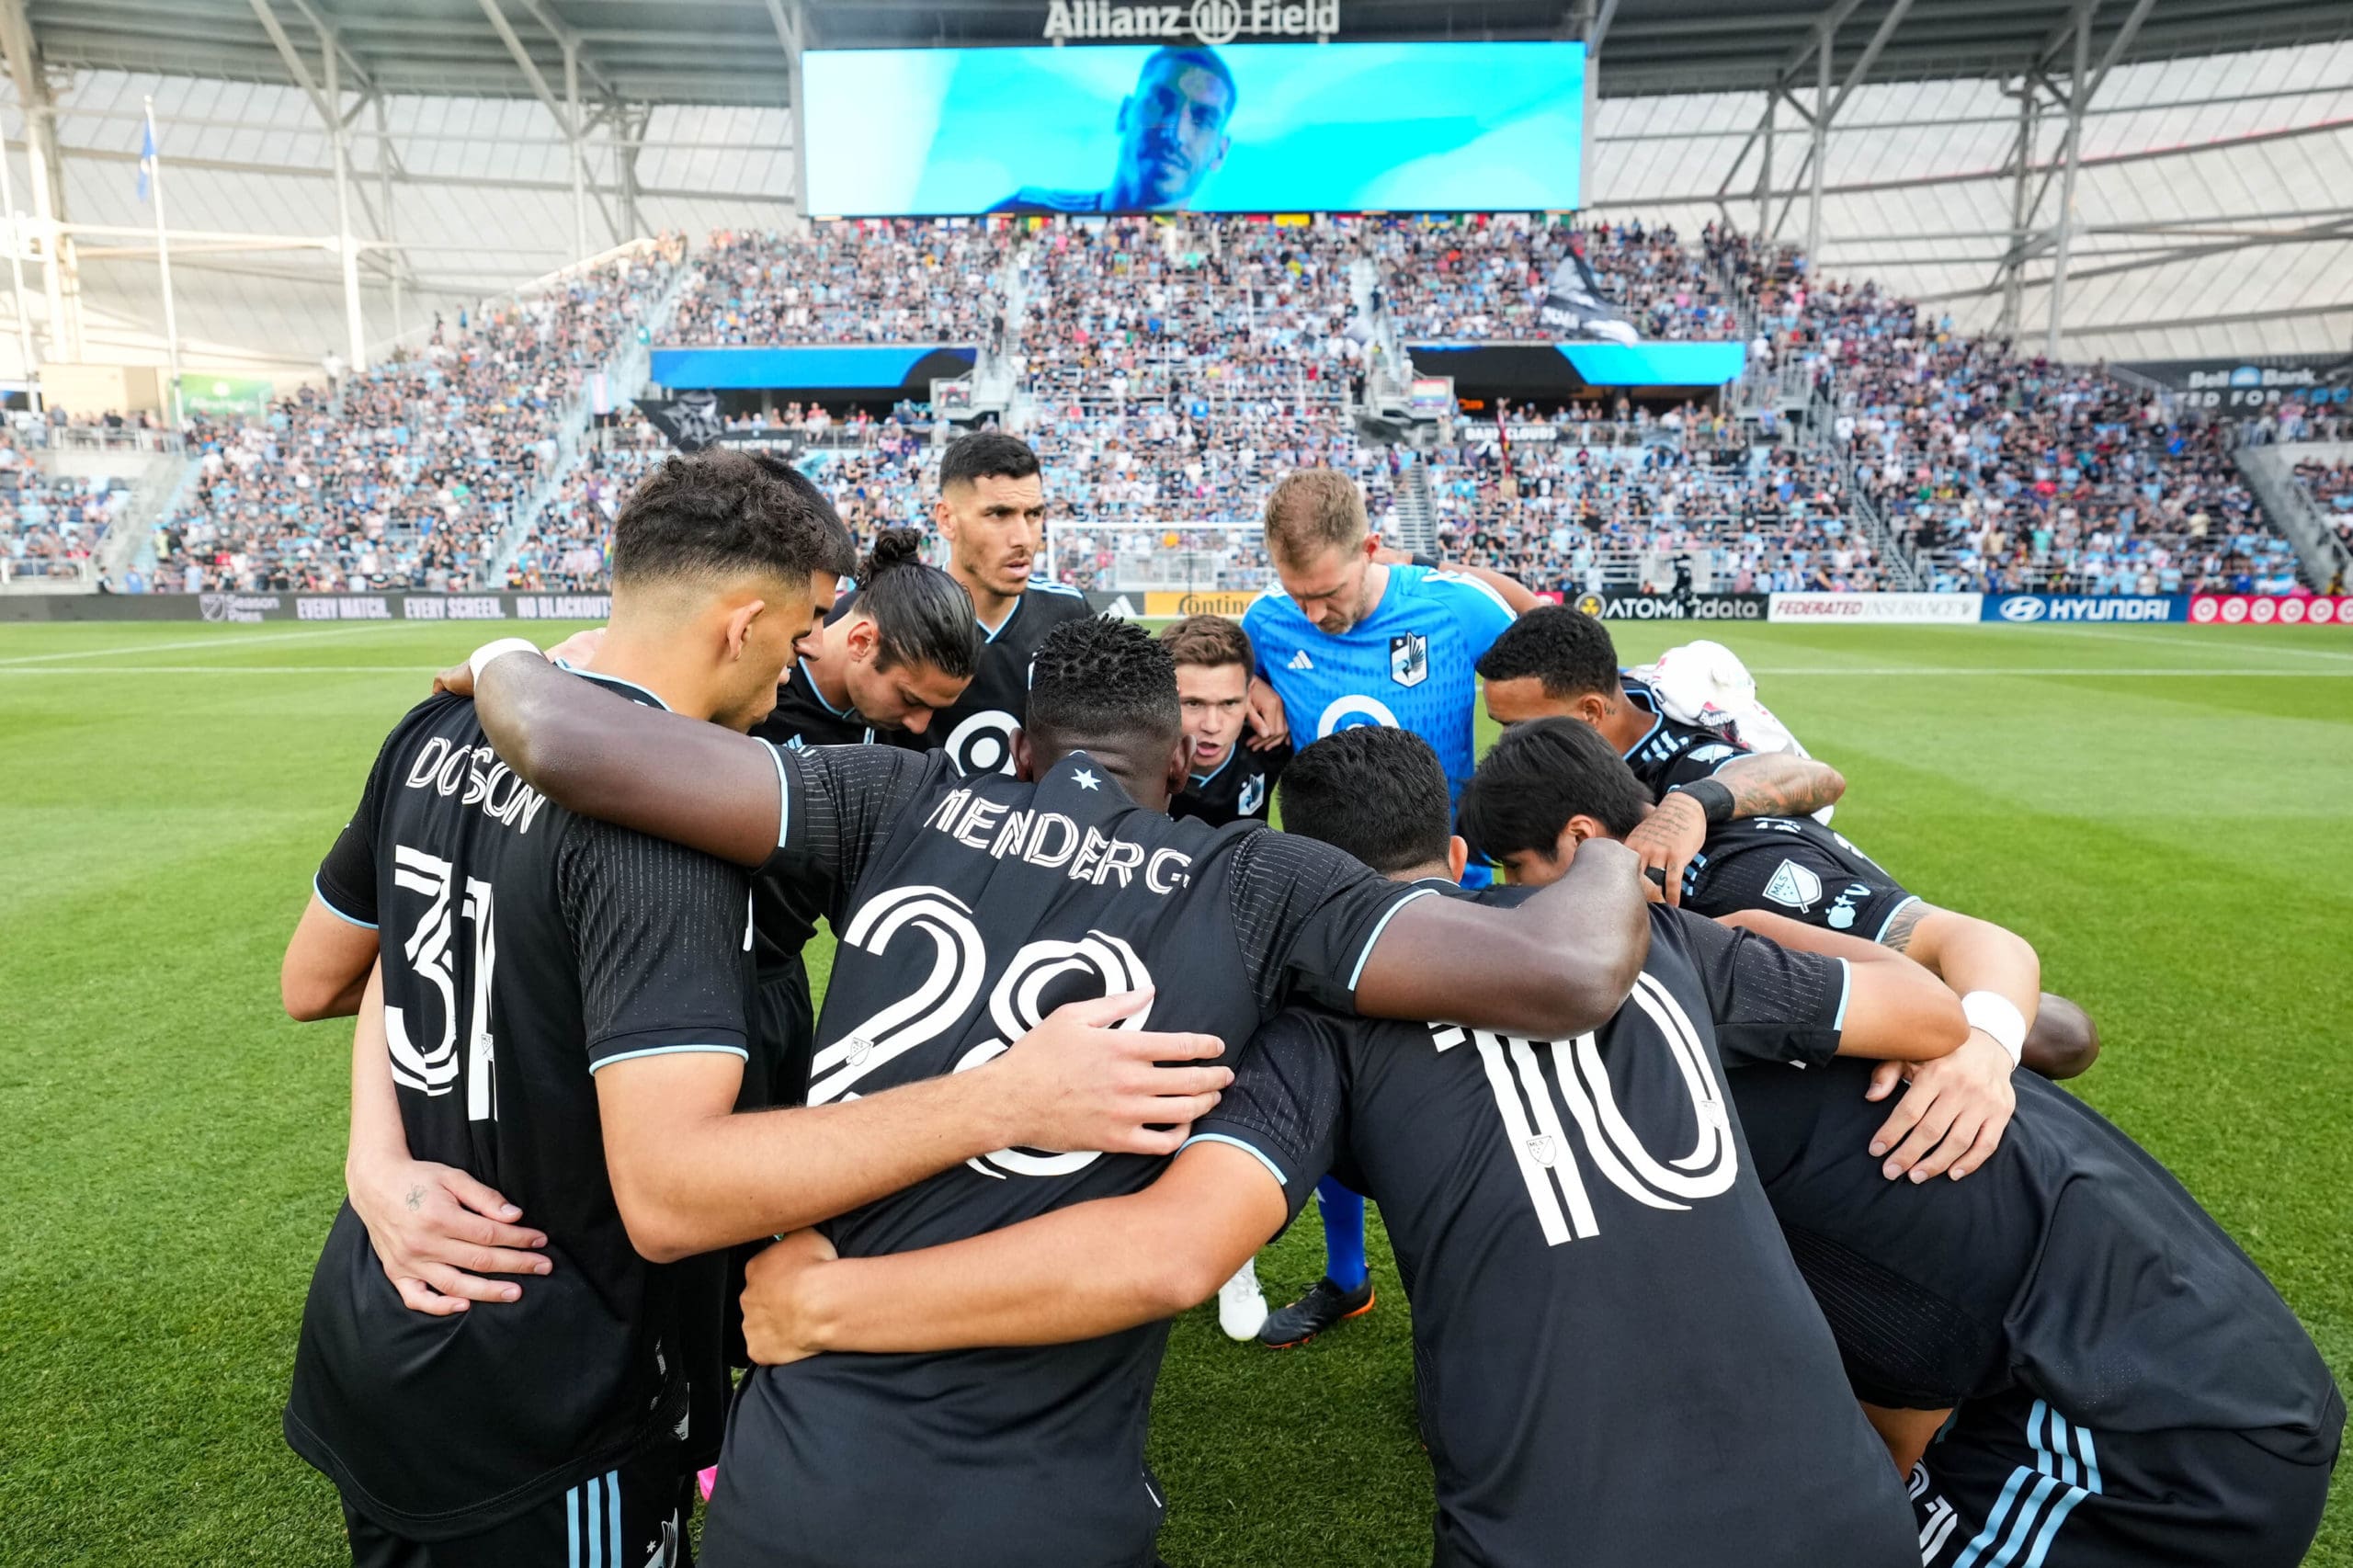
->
xmin=2027 ymin=623 xmax=2353 ymax=664
xmin=0 ymin=625 xmax=432 ymax=666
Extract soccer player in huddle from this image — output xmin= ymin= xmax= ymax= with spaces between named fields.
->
xmin=1161 ymin=614 xmax=1288 ymax=828
xmin=733 ymin=725 xmax=1981 ymax=1568
xmin=1237 ymin=467 xmax=1529 ymax=1345
xmin=897 ymin=430 xmax=1094 ymax=777
xmin=1454 ymin=718 xmax=2344 ymax=1568
xmin=460 ymin=614 xmax=1654 ymax=1568
xmin=277 ymin=451 xmax=1229 ymax=1568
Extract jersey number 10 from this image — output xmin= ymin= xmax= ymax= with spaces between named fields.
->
xmin=384 ymin=843 xmax=499 ymax=1123
xmin=1441 ymin=973 xmax=1738 ymax=1247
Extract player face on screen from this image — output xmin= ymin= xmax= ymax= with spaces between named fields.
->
xmin=1109 ymin=50 xmax=1235 ymax=210
xmin=1275 ymin=538 xmax=1381 ymax=635
xmin=840 ymin=614 xmax=973 ymax=737
xmin=1176 ymin=659 xmax=1250 ymax=769
xmin=938 ymin=472 xmax=1049 ymax=600
xmin=715 ymin=567 xmax=837 ymax=732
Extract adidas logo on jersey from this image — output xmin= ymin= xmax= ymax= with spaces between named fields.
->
xmin=1288 ymin=649 xmax=1313 ymax=671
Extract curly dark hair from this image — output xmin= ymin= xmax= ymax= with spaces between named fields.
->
xmin=611 ymin=447 xmax=855 ymax=588
xmin=1279 ymin=726 xmax=1453 ymax=875
xmin=1473 ymin=605 xmax=1622 ymax=699
xmin=1028 ymin=616 xmax=1179 ymax=750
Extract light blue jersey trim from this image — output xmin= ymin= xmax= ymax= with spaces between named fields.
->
xmin=557 ymin=659 xmax=674 ymax=712
xmin=1873 ymin=895 xmax=1923 ymax=943
xmin=1180 ymin=1132 xmax=1288 ymax=1187
xmin=977 ymin=596 xmax=1021 ymax=643
xmin=769 ymin=743 xmax=792 ymax=849
xmin=313 ymin=874 xmax=378 ymax=930
xmin=1831 ymin=957 xmax=1853 ymax=1032
xmin=1027 ymin=576 xmax=1087 ymax=599
xmin=1347 ymin=886 xmax=1439 ymax=991
xmin=592 ymin=1042 xmax=750 ymax=1073
xmin=1188 ymin=748 xmax=1239 ymax=790
xmin=799 ymin=657 xmax=853 ymax=718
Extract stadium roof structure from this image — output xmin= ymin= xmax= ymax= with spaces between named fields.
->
xmin=19 ymin=0 xmax=2353 ymax=105
xmin=1 ymin=0 xmax=2349 ymax=378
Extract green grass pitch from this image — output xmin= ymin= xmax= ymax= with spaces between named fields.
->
xmin=3 ymin=616 xmax=2348 ymax=1566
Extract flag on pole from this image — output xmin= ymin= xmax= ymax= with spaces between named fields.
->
xmin=137 ymin=118 xmax=156 ymax=203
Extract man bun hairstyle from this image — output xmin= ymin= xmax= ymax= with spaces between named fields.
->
xmin=1474 ymin=605 xmax=1623 ymax=700
xmin=1279 ymin=727 xmax=1454 ymax=877
xmin=1028 ymin=616 xmax=1179 ymax=748
xmin=1457 ymin=717 xmax=1651 ymax=865
xmin=856 ymin=526 xmax=979 ymax=681
xmin=1263 ymin=467 xmax=1368 ymax=565
xmin=611 ymin=447 xmax=855 ymax=589
xmin=1157 ymin=613 xmax=1254 ymax=671
xmin=939 ymin=429 xmax=1041 ymax=491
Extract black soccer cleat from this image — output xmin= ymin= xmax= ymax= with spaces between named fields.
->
xmin=1256 ymin=1275 xmax=1375 ymax=1349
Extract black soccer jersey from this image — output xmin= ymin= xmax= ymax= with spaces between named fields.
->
xmin=904 ymin=577 xmax=1095 ymax=777
xmin=1171 ymin=733 xmax=1290 ymax=827
xmin=1620 ymin=671 xmax=1752 ymax=801
xmin=749 ymin=657 xmax=881 ymax=752
xmin=1679 ymin=812 xmax=1916 ymax=939
xmin=1732 ymin=1062 xmax=2344 ymax=1457
xmin=701 ymin=745 xmax=1429 ymax=1568
xmin=287 ymin=672 xmax=757 ymax=1539
xmin=1188 ymin=898 xmax=1922 ymax=1568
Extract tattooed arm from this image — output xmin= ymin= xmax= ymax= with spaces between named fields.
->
xmin=1624 ymin=752 xmax=1847 ymax=905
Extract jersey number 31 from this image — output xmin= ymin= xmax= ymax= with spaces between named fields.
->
xmin=384 ymin=843 xmax=499 ymax=1123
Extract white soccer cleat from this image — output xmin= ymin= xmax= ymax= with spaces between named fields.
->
xmin=1217 ymin=1258 xmax=1268 ymax=1342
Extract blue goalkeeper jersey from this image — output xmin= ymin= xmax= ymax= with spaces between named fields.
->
xmin=1243 ymin=564 xmax=1516 ymax=808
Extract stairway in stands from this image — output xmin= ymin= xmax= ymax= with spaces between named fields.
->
xmin=1387 ymin=454 xmax=1440 ymax=558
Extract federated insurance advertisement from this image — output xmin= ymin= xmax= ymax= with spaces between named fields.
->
xmin=801 ymin=41 xmax=1586 ymax=216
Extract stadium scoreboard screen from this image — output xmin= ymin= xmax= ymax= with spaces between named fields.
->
xmin=802 ymin=40 xmax=1586 ymax=217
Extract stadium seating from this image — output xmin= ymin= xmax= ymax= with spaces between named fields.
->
xmin=36 ymin=218 xmax=2334 ymax=601
xmin=150 ymin=242 xmax=683 ymax=594
xmin=0 ymin=422 xmax=131 ymax=586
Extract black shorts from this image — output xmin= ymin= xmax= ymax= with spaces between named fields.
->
xmin=1913 ymin=1389 xmax=2337 ymax=1568
xmin=343 ymin=1451 xmax=695 ymax=1568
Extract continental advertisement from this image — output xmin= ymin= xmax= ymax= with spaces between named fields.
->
xmin=1142 ymin=589 xmax=1264 ymax=619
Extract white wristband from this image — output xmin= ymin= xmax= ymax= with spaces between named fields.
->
xmin=468 ymin=638 xmax=541 ymax=687
xmin=1961 ymin=991 xmax=2027 ymax=1068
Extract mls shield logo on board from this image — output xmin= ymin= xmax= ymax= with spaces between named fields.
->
xmin=1390 ymin=632 xmax=1429 ymax=688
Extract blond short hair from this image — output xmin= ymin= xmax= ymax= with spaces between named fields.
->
xmin=1263 ymin=468 xmax=1368 ymax=564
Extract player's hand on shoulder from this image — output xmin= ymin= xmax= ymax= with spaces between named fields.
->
xmin=431 ymin=659 xmax=475 ymax=699
xmin=1245 ymin=676 xmax=1289 ymax=750
xmin=1623 ymin=792 xmax=1708 ymax=907
xmin=347 ymin=1153 xmax=550 ymax=1314
xmin=983 ymin=989 xmax=1231 ymax=1158
xmin=544 ymin=626 xmax=605 ymax=668
xmin=740 ymin=1229 xmax=838 ymax=1367
xmin=1863 ymin=1030 xmax=2018 ymax=1183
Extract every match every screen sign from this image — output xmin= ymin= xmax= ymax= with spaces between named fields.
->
xmin=801 ymin=41 xmax=1586 ymax=216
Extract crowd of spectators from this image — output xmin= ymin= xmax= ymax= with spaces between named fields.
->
xmin=673 ymin=222 xmax=1013 ymax=347
xmin=2292 ymin=456 xmax=2353 ymax=556
xmin=0 ymin=419 xmax=132 ymax=585
xmin=1373 ymin=216 xmax=1745 ymax=342
xmin=152 ymin=241 xmax=684 ymax=593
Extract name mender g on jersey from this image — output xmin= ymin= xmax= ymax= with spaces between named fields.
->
xmin=923 ymin=786 xmax=1195 ymax=893
xmin=403 ymin=734 xmax=551 ymax=835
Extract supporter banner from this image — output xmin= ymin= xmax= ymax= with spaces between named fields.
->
xmin=2109 ymin=354 xmax=2353 ymax=416
xmin=1536 ymin=245 xmax=1635 ymax=346
xmin=1143 ymin=588 xmax=1261 ymax=619
xmin=1569 ymin=591 xmax=1768 ymax=622
xmin=0 ymin=592 xmax=613 ymax=624
xmin=2188 ymin=594 xmax=2353 ymax=627
xmin=1982 ymin=593 xmax=2184 ymax=624
xmin=803 ymin=41 xmax=1585 ymax=215
xmin=1768 ymin=592 xmax=1982 ymax=624
xmin=635 ymin=392 xmax=724 ymax=452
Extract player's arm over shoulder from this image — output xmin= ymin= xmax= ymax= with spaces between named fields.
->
xmin=1245 ymin=827 xmax=1651 ymax=1040
xmin=739 ymin=1009 xmax=1347 ymax=1362
xmin=1691 ymin=908 xmax=1965 ymax=1064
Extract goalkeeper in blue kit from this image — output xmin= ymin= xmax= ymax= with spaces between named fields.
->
xmin=1225 ymin=467 xmax=1529 ymax=1346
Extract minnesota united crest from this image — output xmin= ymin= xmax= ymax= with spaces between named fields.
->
xmin=1390 ymin=632 xmax=1429 ymax=688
